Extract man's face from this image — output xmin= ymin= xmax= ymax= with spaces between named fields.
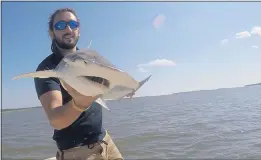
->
xmin=51 ymin=11 xmax=80 ymax=49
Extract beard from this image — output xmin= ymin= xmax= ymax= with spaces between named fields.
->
xmin=54 ymin=35 xmax=79 ymax=50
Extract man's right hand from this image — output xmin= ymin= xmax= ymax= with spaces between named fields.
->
xmin=60 ymin=80 xmax=97 ymax=110
xmin=38 ymin=77 xmax=104 ymax=130
xmin=39 ymin=79 xmax=98 ymax=130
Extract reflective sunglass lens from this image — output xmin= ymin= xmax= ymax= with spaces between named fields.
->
xmin=54 ymin=21 xmax=67 ymax=30
xmin=68 ymin=20 xmax=79 ymax=29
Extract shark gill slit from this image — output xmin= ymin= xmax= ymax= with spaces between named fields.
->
xmin=79 ymin=76 xmax=110 ymax=88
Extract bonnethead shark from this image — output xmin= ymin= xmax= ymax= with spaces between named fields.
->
xmin=12 ymin=48 xmax=152 ymax=110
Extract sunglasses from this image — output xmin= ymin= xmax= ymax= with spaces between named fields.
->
xmin=54 ymin=20 xmax=79 ymax=30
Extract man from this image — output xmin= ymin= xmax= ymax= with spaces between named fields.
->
xmin=34 ymin=8 xmax=123 ymax=160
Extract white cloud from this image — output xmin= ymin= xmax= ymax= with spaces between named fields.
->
xmin=137 ymin=58 xmax=176 ymax=72
xmin=138 ymin=59 xmax=176 ymax=68
xmin=138 ymin=67 xmax=148 ymax=72
xmin=235 ymin=31 xmax=251 ymax=39
xmin=220 ymin=26 xmax=261 ymax=47
xmin=152 ymin=14 xmax=166 ymax=29
xmin=251 ymin=26 xmax=261 ymax=36
xmin=220 ymin=39 xmax=228 ymax=45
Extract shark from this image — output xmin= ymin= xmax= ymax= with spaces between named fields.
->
xmin=12 ymin=48 xmax=152 ymax=110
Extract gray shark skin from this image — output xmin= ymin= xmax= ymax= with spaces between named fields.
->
xmin=12 ymin=49 xmax=152 ymax=110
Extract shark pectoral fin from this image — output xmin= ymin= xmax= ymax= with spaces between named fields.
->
xmin=12 ymin=70 xmax=59 ymax=80
xmin=95 ymin=98 xmax=110 ymax=110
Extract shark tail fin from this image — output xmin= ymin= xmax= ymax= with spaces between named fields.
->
xmin=117 ymin=75 xmax=152 ymax=101
xmin=12 ymin=70 xmax=59 ymax=80
xmin=136 ymin=75 xmax=152 ymax=91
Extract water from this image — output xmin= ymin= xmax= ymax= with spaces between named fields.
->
xmin=2 ymin=85 xmax=261 ymax=159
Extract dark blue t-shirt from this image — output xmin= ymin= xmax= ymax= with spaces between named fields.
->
xmin=34 ymin=50 xmax=105 ymax=150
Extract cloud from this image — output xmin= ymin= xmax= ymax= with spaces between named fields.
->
xmin=137 ymin=58 xmax=176 ymax=72
xmin=251 ymin=26 xmax=261 ymax=36
xmin=220 ymin=39 xmax=228 ymax=45
xmin=138 ymin=59 xmax=176 ymax=68
xmin=138 ymin=67 xmax=148 ymax=72
xmin=152 ymin=14 xmax=166 ymax=29
xmin=235 ymin=31 xmax=251 ymax=39
xmin=220 ymin=26 xmax=261 ymax=46
xmin=137 ymin=59 xmax=176 ymax=72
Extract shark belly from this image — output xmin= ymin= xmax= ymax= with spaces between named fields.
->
xmin=102 ymin=85 xmax=134 ymax=99
xmin=61 ymin=75 xmax=108 ymax=97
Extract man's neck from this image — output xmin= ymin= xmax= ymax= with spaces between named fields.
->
xmin=56 ymin=45 xmax=77 ymax=56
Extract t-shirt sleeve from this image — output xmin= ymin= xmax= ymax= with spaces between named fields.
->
xmin=34 ymin=64 xmax=61 ymax=99
xmin=34 ymin=77 xmax=61 ymax=99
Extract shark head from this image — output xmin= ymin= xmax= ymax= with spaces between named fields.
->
xmin=62 ymin=49 xmax=122 ymax=72
xmin=57 ymin=49 xmax=132 ymax=91
xmin=59 ymin=51 xmax=111 ymax=85
xmin=56 ymin=52 xmax=113 ymax=96
xmin=59 ymin=74 xmax=110 ymax=97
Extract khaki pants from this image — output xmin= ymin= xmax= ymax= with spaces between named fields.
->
xmin=56 ymin=131 xmax=123 ymax=160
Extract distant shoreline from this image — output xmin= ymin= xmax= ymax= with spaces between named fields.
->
xmin=2 ymin=83 xmax=260 ymax=111
xmin=244 ymin=83 xmax=261 ymax=87
xmin=2 ymin=106 xmax=42 ymax=112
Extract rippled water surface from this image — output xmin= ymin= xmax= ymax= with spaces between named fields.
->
xmin=2 ymin=86 xmax=261 ymax=159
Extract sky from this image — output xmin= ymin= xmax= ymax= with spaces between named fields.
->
xmin=2 ymin=2 xmax=261 ymax=109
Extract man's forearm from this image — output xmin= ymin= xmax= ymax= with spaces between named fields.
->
xmin=49 ymin=99 xmax=92 ymax=130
